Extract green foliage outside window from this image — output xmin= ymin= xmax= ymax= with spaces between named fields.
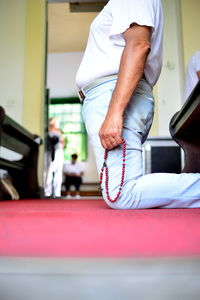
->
xmin=49 ymin=101 xmax=87 ymax=161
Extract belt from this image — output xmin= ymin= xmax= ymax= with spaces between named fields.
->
xmin=78 ymin=74 xmax=118 ymax=103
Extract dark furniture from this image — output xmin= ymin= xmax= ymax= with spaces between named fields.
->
xmin=170 ymin=80 xmax=200 ymax=172
xmin=0 ymin=106 xmax=42 ymax=199
xmin=143 ymin=137 xmax=182 ymax=174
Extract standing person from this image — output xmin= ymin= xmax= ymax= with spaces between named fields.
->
xmin=184 ymin=51 xmax=200 ymax=101
xmin=45 ymin=117 xmax=64 ymax=198
xmin=63 ymin=154 xmax=84 ymax=198
xmin=76 ymin=0 xmax=200 ymax=209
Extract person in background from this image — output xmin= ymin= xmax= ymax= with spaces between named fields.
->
xmin=76 ymin=0 xmax=200 ymax=209
xmin=184 ymin=51 xmax=200 ymax=101
xmin=63 ymin=153 xmax=84 ymax=198
xmin=45 ymin=117 xmax=64 ymax=198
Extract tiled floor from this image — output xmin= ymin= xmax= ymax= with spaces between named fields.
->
xmin=0 ymin=256 xmax=200 ymax=300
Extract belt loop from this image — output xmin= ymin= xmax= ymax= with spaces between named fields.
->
xmin=78 ymin=90 xmax=85 ymax=103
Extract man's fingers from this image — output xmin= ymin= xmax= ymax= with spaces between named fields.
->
xmin=99 ymin=121 xmax=123 ymax=149
xmin=101 ymin=138 xmax=113 ymax=150
xmin=101 ymin=139 xmax=107 ymax=149
xmin=100 ymin=135 xmax=123 ymax=150
xmin=115 ymin=135 xmax=123 ymax=145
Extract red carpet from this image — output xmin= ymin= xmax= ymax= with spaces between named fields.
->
xmin=0 ymin=199 xmax=200 ymax=257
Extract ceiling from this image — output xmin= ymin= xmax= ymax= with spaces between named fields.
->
xmin=47 ymin=1 xmax=108 ymax=52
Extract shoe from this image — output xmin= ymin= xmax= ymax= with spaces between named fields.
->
xmin=75 ymin=194 xmax=81 ymax=199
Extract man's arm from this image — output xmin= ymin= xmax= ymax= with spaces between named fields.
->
xmin=197 ymin=70 xmax=200 ymax=79
xmin=99 ymin=24 xmax=152 ymax=149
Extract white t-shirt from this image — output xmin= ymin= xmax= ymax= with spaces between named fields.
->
xmin=184 ymin=51 xmax=200 ymax=100
xmin=63 ymin=162 xmax=84 ymax=176
xmin=76 ymin=0 xmax=163 ymax=89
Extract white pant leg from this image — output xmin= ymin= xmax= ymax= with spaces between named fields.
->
xmin=52 ymin=148 xmax=64 ymax=197
xmin=44 ymin=164 xmax=54 ymax=196
xmin=44 ymin=149 xmax=64 ymax=197
xmin=52 ymin=167 xmax=63 ymax=197
xmin=133 ymin=172 xmax=200 ymax=208
xmin=82 ymin=79 xmax=200 ymax=209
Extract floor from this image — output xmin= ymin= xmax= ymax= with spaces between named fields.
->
xmin=0 ymin=256 xmax=200 ymax=300
xmin=0 ymin=198 xmax=200 ymax=299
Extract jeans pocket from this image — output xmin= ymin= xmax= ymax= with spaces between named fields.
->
xmin=82 ymin=84 xmax=115 ymax=136
xmin=141 ymin=108 xmax=154 ymax=143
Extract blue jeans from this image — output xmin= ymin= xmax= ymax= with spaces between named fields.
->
xmin=82 ymin=78 xmax=200 ymax=209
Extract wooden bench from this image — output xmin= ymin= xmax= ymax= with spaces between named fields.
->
xmin=169 ymin=80 xmax=200 ymax=172
xmin=0 ymin=106 xmax=42 ymax=199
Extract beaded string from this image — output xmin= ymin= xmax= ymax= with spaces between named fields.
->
xmin=99 ymin=139 xmax=126 ymax=202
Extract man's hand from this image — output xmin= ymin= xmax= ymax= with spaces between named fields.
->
xmin=99 ymin=112 xmax=124 ymax=149
xmin=98 ymin=24 xmax=151 ymax=150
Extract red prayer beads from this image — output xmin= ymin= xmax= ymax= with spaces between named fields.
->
xmin=99 ymin=139 xmax=126 ymax=202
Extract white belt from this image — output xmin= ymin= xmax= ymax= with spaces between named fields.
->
xmin=78 ymin=74 xmax=117 ymax=103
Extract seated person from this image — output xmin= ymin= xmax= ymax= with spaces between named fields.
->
xmin=63 ymin=154 xmax=84 ymax=198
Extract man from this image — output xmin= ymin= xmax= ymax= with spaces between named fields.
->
xmin=76 ymin=0 xmax=200 ymax=209
xmin=45 ymin=118 xmax=64 ymax=198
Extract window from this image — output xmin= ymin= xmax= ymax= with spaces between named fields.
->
xmin=49 ymin=99 xmax=87 ymax=161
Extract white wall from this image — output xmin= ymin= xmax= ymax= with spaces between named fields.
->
xmin=156 ymin=0 xmax=185 ymax=136
xmin=0 ymin=0 xmax=26 ymax=123
xmin=47 ymin=52 xmax=83 ymax=97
